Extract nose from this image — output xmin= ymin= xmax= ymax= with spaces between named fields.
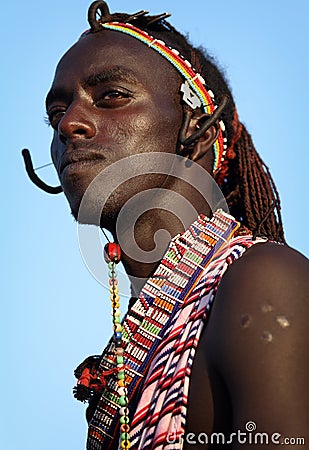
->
xmin=58 ymin=103 xmax=96 ymax=143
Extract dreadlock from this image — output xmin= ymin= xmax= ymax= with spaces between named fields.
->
xmin=85 ymin=1 xmax=285 ymax=243
xmin=21 ymin=1 xmax=283 ymax=241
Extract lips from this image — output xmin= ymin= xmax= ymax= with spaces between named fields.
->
xmin=59 ymin=148 xmax=106 ymax=175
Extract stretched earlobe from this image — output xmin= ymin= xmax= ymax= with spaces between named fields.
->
xmin=177 ymin=110 xmax=219 ymax=162
xmin=188 ymin=121 xmax=219 ymax=162
xmin=178 ymin=95 xmax=229 ymax=148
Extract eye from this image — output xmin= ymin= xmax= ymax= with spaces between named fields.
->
xmin=46 ymin=107 xmax=66 ymax=130
xmin=95 ymin=89 xmax=131 ymax=108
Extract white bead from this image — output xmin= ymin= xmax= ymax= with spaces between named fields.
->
xmin=219 ymin=120 xmax=226 ymax=131
xmin=208 ymin=90 xmax=215 ymax=98
xmin=119 ymin=407 xmax=129 ymax=416
xmin=184 ymin=59 xmax=192 ymax=67
xmin=118 ymin=387 xmax=126 ymax=396
xmin=196 ymin=74 xmax=205 ymax=84
xmin=171 ymin=48 xmax=179 ymax=55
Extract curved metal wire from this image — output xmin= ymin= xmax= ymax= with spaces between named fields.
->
xmin=146 ymin=13 xmax=171 ymax=25
xmin=178 ymin=95 xmax=230 ymax=147
xmin=123 ymin=11 xmax=149 ymax=23
xmin=87 ymin=1 xmax=169 ymax=30
xmin=21 ymin=149 xmax=62 ymax=194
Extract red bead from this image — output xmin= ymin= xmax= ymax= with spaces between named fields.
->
xmin=104 ymin=243 xmax=121 ymax=264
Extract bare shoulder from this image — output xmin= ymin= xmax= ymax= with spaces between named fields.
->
xmin=211 ymin=241 xmax=309 ymax=321
xmin=204 ymin=242 xmax=309 ymax=441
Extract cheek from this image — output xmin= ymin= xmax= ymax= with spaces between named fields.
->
xmin=97 ymin=105 xmax=182 ymax=154
xmin=150 ymin=96 xmax=184 ymax=150
xmin=128 ymin=99 xmax=183 ymax=151
xmin=101 ymin=112 xmax=150 ymax=146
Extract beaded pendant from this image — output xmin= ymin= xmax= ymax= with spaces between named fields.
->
xmin=104 ymin=243 xmax=131 ymax=449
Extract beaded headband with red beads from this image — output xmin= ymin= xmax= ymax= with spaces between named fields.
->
xmin=21 ymin=3 xmax=229 ymax=195
xmin=99 ymin=22 xmax=228 ymax=174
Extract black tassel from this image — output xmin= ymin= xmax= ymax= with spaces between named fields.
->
xmin=73 ymin=355 xmax=102 ymax=403
xmin=73 ymin=384 xmax=93 ymax=403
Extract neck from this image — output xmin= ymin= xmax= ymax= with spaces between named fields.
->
xmin=116 ymin=209 xmax=184 ymax=290
xmin=105 ymin=161 xmax=216 ymax=293
xmin=112 ymin=206 xmax=212 ymax=296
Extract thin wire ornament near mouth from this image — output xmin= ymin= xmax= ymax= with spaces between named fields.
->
xmin=59 ymin=149 xmax=107 ymax=174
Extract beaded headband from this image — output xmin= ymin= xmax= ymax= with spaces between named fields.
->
xmin=99 ymin=22 xmax=228 ymax=174
xmin=21 ymin=7 xmax=230 ymax=194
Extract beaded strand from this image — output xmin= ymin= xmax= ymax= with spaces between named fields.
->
xmin=104 ymin=243 xmax=131 ymax=449
xmin=87 ymin=211 xmax=240 ymax=448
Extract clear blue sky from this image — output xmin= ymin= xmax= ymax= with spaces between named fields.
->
xmin=1 ymin=1 xmax=308 ymax=449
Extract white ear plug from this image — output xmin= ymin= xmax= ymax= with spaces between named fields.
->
xmin=180 ymin=81 xmax=202 ymax=109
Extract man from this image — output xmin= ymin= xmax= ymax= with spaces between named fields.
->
xmin=25 ymin=1 xmax=308 ymax=448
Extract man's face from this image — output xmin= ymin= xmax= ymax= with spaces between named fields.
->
xmin=47 ymin=30 xmax=183 ymax=225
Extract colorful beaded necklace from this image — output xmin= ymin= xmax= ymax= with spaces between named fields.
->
xmin=100 ymin=22 xmax=228 ymax=174
xmin=79 ymin=210 xmax=240 ymax=449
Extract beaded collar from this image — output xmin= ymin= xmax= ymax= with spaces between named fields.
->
xmin=86 ymin=210 xmax=239 ymax=448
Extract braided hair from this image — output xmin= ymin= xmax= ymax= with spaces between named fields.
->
xmin=86 ymin=2 xmax=285 ymax=243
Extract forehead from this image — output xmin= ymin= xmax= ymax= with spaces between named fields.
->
xmin=52 ymin=30 xmax=181 ymax=93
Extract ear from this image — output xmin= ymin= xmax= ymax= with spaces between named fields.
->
xmin=187 ymin=114 xmax=219 ymax=162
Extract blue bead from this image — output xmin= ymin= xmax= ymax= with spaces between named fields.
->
xmin=108 ymin=269 xmax=118 ymax=278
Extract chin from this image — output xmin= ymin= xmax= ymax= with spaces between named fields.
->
xmin=62 ymin=174 xmax=100 ymax=224
xmin=67 ymin=189 xmax=119 ymax=230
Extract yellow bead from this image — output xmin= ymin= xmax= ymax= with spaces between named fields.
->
xmin=110 ymin=285 xmax=119 ymax=294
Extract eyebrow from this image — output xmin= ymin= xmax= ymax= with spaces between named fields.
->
xmin=84 ymin=66 xmax=140 ymax=87
xmin=45 ymin=66 xmax=140 ymax=109
xmin=45 ymin=88 xmax=67 ymax=110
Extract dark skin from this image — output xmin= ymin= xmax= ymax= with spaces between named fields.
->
xmin=48 ymin=30 xmax=215 ymax=282
xmin=47 ymin=31 xmax=309 ymax=449
xmin=186 ymin=243 xmax=309 ymax=449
